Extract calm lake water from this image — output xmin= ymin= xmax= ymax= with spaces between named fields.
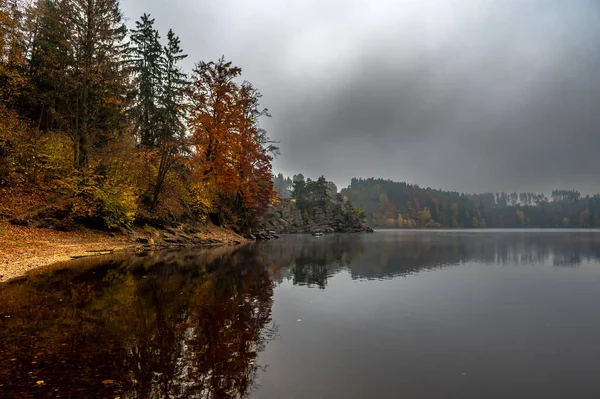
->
xmin=2 ymin=230 xmax=600 ymax=398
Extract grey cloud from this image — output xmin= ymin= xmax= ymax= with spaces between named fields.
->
xmin=122 ymin=0 xmax=600 ymax=194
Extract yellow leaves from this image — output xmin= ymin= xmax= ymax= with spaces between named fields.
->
xmin=101 ymin=379 xmax=115 ymax=385
xmin=188 ymin=181 xmax=218 ymax=222
xmin=0 ymin=105 xmax=74 ymax=188
xmin=36 ymin=380 xmax=44 ymax=385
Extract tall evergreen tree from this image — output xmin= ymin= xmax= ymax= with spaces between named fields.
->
xmin=128 ymin=13 xmax=163 ymax=148
xmin=158 ymin=29 xmax=187 ymax=141
xmin=150 ymin=29 xmax=188 ymax=211
xmin=61 ymin=0 xmax=128 ymax=169
xmin=27 ymin=0 xmax=71 ymax=129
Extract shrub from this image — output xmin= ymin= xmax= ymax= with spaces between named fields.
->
xmin=188 ymin=181 xmax=218 ymax=224
xmin=93 ymin=182 xmax=137 ymax=228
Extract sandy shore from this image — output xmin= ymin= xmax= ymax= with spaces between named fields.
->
xmin=0 ymin=221 xmax=134 ymax=282
xmin=0 ymin=221 xmax=248 ymax=283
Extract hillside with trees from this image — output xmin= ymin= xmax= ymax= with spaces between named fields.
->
xmin=341 ymin=178 xmax=600 ymax=229
xmin=0 ymin=1 xmax=276 ymax=233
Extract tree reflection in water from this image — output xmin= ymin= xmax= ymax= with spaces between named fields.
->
xmin=0 ymin=246 xmax=277 ymax=398
xmin=3 ymin=231 xmax=600 ymax=397
xmin=261 ymin=231 xmax=600 ymax=288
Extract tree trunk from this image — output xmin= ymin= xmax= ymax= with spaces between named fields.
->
xmin=150 ymin=171 xmax=165 ymax=212
xmin=150 ymin=151 xmax=169 ymax=212
xmin=73 ymin=139 xmax=79 ymax=169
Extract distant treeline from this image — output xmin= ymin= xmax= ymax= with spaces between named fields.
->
xmin=341 ymin=178 xmax=600 ymax=228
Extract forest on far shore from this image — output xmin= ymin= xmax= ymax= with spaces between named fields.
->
xmin=342 ymin=179 xmax=600 ymax=229
xmin=273 ymin=174 xmax=600 ymax=229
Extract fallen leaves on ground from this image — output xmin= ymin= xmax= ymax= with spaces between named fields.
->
xmin=0 ymin=221 xmax=130 ymax=282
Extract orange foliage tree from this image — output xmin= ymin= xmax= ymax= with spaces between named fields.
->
xmin=235 ymin=82 xmax=278 ymax=226
xmin=187 ymin=57 xmax=276 ymax=228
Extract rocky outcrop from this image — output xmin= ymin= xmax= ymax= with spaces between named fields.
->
xmin=126 ymin=224 xmax=246 ymax=250
xmin=263 ymin=197 xmax=374 ymax=234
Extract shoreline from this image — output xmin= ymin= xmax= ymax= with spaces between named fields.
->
xmin=0 ymin=221 xmax=247 ymax=283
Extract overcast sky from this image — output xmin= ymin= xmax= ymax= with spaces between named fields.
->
xmin=121 ymin=0 xmax=600 ymax=194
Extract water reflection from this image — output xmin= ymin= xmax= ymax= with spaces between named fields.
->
xmin=0 ymin=246 xmax=276 ymax=398
xmin=2 ymin=230 xmax=600 ymax=398
xmin=261 ymin=230 xmax=600 ymax=287
xmin=255 ymin=232 xmax=600 ymax=399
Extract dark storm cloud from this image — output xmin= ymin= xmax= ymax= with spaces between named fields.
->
xmin=121 ymin=0 xmax=600 ymax=193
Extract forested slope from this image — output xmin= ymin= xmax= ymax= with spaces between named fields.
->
xmin=0 ymin=0 xmax=276 ymax=233
xmin=341 ymin=178 xmax=600 ymax=228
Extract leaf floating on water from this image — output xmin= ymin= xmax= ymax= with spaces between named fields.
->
xmin=297 ymin=319 xmax=302 ymax=322
xmin=101 ymin=379 xmax=115 ymax=385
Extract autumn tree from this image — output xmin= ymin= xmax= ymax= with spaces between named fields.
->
xmin=233 ymin=82 xmax=276 ymax=226
xmin=188 ymin=57 xmax=240 ymax=183
xmin=188 ymin=58 xmax=239 ymax=216
xmin=187 ymin=58 xmax=276 ymax=226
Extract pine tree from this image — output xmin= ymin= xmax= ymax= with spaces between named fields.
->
xmin=128 ymin=13 xmax=163 ymax=148
xmin=27 ymin=0 xmax=72 ymax=129
xmin=150 ymin=29 xmax=188 ymax=211
xmin=158 ymin=29 xmax=187 ymax=141
xmin=60 ymin=0 xmax=128 ymax=169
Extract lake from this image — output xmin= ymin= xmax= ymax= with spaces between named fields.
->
xmin=1 ymin=230 xmax=600 ymax=398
